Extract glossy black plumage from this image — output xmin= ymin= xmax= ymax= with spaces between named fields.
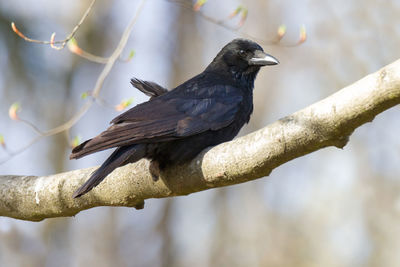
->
xmin=70 ymin=39 xmax=278 ymax=198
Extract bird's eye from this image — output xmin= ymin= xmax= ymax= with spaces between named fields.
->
xmin=238 ymin=50 xmax=246 ymax=57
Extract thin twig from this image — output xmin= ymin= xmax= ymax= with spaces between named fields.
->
xmin=11 ymin=0 xmax=96 ymax=50
xmin=68 ymin=38 xmax=136 ymax=64
xmin=68 ymin=43 xmax=110 ymax=63
xmin=18 ymin=119 xmax=44 ymax=135
xmin=69 ymin=47 xmax=134 ymax=64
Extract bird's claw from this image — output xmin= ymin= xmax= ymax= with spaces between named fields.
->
xmin=149 ymin=161 xmax=160 ymax=181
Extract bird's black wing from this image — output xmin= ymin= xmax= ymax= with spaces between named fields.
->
xmin=71 ymin=84 xmax=243 ymax=159
xmin=130 ymin=78 xmax=168 ymax=99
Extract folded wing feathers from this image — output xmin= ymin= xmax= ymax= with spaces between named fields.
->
xmin=71 ymin=87 xmax=243 ymax=160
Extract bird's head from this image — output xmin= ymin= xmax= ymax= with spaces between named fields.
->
xmin=206 ymin=39 xmax=279 ymax=85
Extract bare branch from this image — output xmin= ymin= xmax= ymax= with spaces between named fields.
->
xmin=1 ymin=58 xmax=399 ymax=221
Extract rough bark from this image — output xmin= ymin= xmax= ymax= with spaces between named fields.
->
xmin=1 ymin=59 xmax=400 ymax=221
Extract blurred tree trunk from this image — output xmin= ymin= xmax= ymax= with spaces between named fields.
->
xmin=159 ymin=3 xmax=205 ymax=266
xmin=209 ymin=188 xmax=229 ymax=267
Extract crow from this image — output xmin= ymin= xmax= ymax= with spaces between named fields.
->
xmin=70 ymin=39 xmax=279 ymax=198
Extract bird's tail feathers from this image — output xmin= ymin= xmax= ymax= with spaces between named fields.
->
xmin=72 ymin=144 xmax=146 ymax=198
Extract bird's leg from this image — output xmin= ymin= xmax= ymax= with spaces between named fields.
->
xmin=149 ymin=160 xmax=160 ymax=181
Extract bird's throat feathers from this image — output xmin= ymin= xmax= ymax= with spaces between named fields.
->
xmin=205 ymin=63 xmax=260 ymax=90
xmin=230 ymin=66 xmax=260 ymax=89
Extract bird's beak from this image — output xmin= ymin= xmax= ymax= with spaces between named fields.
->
xmin=249 ymin=50 xmax=279 ymax=66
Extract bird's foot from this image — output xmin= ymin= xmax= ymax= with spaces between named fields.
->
xmin=149 ymin=161 xmax=160 ymax=181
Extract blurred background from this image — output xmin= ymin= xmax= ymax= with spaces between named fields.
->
xmin=1 ymin=0 xmax=400 ymax=266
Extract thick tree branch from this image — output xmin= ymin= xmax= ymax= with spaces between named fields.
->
xmin=1 ymin=59 xmax=400 ymax=221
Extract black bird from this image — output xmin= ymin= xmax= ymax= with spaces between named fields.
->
xmin=70 ymin=39 xmax=279 ymax=198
